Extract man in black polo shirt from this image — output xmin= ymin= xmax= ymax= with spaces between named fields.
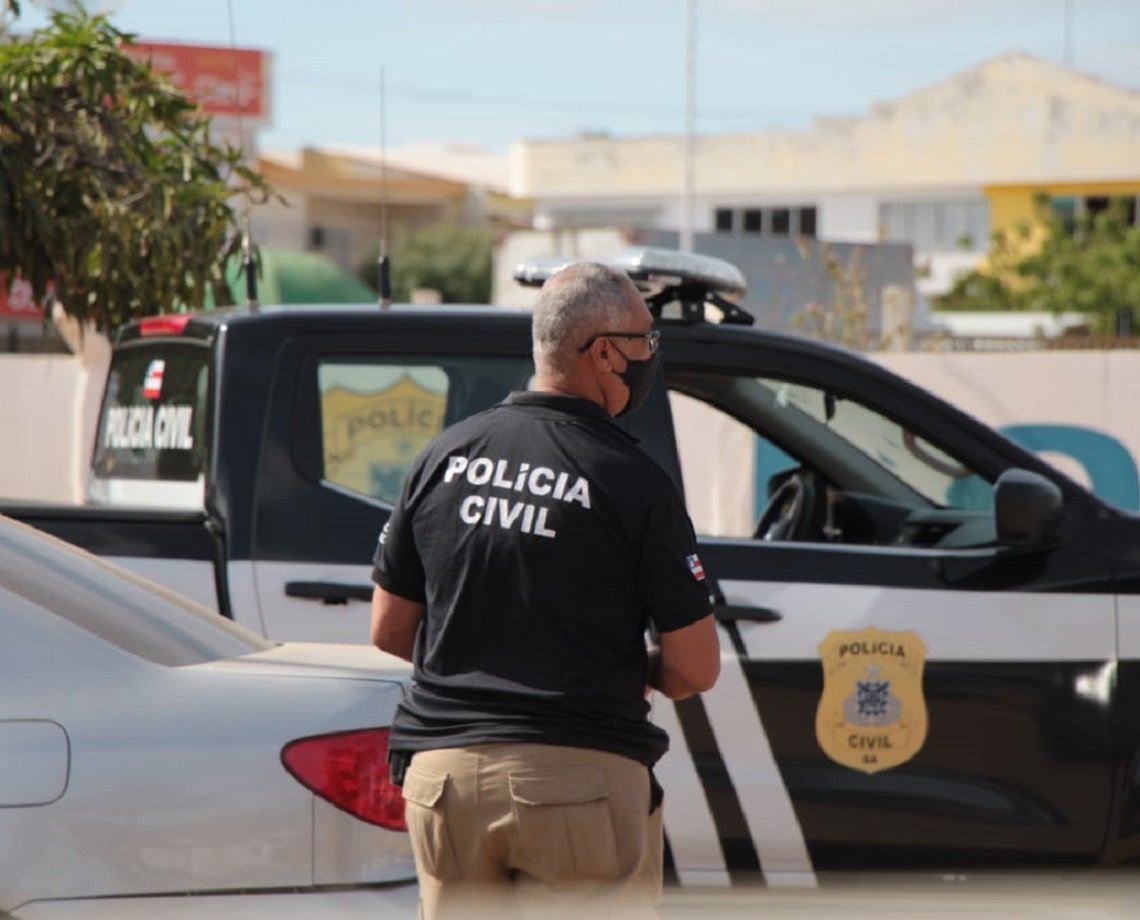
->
xmin=371 ymin=262 xmax=719 ymax=919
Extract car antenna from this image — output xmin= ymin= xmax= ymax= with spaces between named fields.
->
xmin=377 ymin=66 xmax=392 ymax=309
xmin=241 ymin=230 xmax=258 ymax=307
xmin=227 ymin=0 xmax=259 ymax=309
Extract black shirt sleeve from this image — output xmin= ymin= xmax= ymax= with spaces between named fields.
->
xmin=371 ymin=461 xmax=428 ymax=603
xmin=638 ymin=490 xmax=713 ymax=634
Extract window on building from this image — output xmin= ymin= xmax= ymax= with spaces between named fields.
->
xmin=1051 ymin=194 xmax=1140 ymax=234
xmin=307 ymin=224 xmax=354 ymax=269
xmin=713 ymin=205 xmax=818 ymax=238
xmin=1085 ymin=196 xmax=1111 ymax=218
xmin=878 ymin=199 xmax=990 ymax=252
xmin=1049 ymin=197 xmax=1078 ymax=235
xmin=799 ymin=207 xmax=817 ymax=237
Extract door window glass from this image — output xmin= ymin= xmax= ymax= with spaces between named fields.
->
xmin=670 ymin=390 xmax=758 ymax=538
xmin=316 ymin=357 xmax=533 ymax=504
xmin=669 ymin=371 xmax=995 ymax=545
xmin=759 ymin=377 xmax=984 ymax=508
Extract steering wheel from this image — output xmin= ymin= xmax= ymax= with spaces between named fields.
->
xmin=754 ymin=470 xmax=828 ymax=541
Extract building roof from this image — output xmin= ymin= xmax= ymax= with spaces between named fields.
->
xmin=509 ymin=52 xmax=1140 ymax=199
xmin=258 ymin=147 xmax=472 ymax=203
xmin=301 ymin=142 xmax=509 ymax=193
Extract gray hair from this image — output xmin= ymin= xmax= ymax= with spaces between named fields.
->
xmin=532 ymin=262 xmax=637 ymax=376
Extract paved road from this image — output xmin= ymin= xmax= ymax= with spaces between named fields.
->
xmin=662 ymin=872 xmax=1140 ymax=919
xmin=15 ymin=871 xmax=1140 ymax=918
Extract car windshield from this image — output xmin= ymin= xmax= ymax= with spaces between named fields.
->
xmin=0 ymin=515 xmax=272 ymax=666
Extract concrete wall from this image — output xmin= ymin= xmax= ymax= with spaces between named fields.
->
xmin=875 ymin=350 xmax=1140 ymax=510
xmin=642 ymin=229 xmax=919 ymax=335
xmin=818 ymin=194 xmax=881 ymax=243
xmin=494 ymin=227 xmax=918 ymax=335
xmin=0 ymin=325 xmax=110 ymax=503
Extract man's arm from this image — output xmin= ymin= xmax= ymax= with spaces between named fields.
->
xmin=648 ymin=613 xmax=720 ymax=700
xmin=371 ymin=585 xmax=425 ymax=662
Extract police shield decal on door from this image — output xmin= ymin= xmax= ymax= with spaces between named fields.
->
xmin=685 ymin=574 xmax=1117 ymax=880
xmin=816 ymin=628 xmax=928 ymax=774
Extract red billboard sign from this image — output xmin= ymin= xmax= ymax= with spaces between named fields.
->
xmin=124 ymin=41 xmax=269 ymax=122
xmin=0 ymin=276 xmax=46 ymax=320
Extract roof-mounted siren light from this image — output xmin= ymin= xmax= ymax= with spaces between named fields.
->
xmin=512 ymin=255 xmax=584 ymax=289
xmin=512 ymin=247 xmax=753 ymax=326
xmin=609 ymin=247 xmax=752 ymax=326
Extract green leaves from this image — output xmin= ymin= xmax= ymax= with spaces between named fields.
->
xmin=358 ymin=224 xmax=494 ymax=304
xmin=0 ymin=8 xmax=274 ymax=332
xmin=938 ymin=196 xmax=1140 ymax=334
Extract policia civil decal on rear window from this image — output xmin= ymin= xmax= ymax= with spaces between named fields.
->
xmin=103 ymin=358 xmax=195 ymax=451
xmin=92 ymin=344 xmax=209 ymax=491
xmin=815 ymin=628 xmax=928 ymax=773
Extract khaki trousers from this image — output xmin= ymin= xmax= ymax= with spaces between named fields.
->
xmin=401 ymin=743 xmax=663 ymax=920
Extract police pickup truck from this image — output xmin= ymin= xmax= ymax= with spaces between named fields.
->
xmin=6 ymin=247 xmax=1140 ymax=888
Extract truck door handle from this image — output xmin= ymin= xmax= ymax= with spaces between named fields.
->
xmin=285 ymin=581 xmax=373 ymax=605
xmin=714 ymin=603 xmax=781 ymax=623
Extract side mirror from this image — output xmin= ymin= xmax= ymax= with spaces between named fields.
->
xmin=995 ymin=468 xmax=1063 ymax=549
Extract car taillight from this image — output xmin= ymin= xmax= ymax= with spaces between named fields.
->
xmin=281 ymin=727 xmax=406 ymax=831
xmin=139 ymin=314 xmax=193 ymax=336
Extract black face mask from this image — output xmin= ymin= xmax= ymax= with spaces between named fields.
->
xmin=615 ymin=349 xmax=660 ymax=417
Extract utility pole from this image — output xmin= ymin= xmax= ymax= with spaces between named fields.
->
xmin=1064 ymin=0 xmax=1073 ymax=67
xmin=680 ymin=0 xmax=696 ymax=252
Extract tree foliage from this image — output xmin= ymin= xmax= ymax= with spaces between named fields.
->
xmin=0 ymin=8 xmax=273 ymax=332
xmin=358 ymin=224 xmax=494 ymax=304
xmin=790 ymin=242 xmax=871 ymax=350
xmin=938 ymin=194 xmax=1140 ymax=334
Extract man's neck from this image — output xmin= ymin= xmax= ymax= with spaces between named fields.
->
xmin=531 ymin=376 xmax=597 ymax=405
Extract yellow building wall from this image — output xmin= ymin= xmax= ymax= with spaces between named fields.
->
xmin=986 ymin=181 xmax=1140 ymax=238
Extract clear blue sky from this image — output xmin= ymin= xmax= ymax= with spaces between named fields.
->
xmin=15 ymin=0 xmax=1140 ymax=153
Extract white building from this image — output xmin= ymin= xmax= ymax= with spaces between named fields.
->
xmin=508 ymin=53 xmax=1140 ymax=302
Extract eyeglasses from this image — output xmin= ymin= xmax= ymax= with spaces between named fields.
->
xmin=577 ymin=329 xmax=661 ymax=355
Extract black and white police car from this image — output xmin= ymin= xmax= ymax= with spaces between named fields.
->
xmin=520 ymin=248 xmax=1140 ymax=889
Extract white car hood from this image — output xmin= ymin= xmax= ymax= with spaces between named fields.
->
xmin=201 ymin=641 xmax=412 ymax=683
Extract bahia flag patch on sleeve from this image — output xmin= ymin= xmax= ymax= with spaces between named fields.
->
xmin=686 ymin=553 xmax=706 ymax=581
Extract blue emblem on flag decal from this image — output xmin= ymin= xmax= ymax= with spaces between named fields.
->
xmin=686 ymin=554 xmax=705 ymax=581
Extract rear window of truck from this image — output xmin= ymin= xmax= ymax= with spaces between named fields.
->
xmin=89 ymin=341 xmax=210 ymax=508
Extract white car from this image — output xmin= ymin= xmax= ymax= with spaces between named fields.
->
xmin=0 ymin=514 xmax=418 ymax=919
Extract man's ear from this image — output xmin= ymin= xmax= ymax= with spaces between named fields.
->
xmin=592 ymin=337 xmax=616 ymax=372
